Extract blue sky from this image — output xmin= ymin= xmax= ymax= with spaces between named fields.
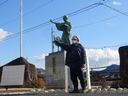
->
xmin=0 ymin=0 xmax=128 ymax=68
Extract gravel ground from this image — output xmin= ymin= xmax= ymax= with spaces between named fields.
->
xmin=0 ymin=88 xmax=128 ymax=96
xmin=0 ymin=93 xmax=128 ymax=96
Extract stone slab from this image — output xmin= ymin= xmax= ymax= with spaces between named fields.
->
xmin=0 ymin=65 xmax=25 ymax=86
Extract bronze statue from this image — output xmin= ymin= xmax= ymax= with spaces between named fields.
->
xmin=50 ymin=15 xmax=72 ymax=45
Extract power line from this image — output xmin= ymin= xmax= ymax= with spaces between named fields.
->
xmin=67 ymin=3 xmax=101 ymax=17
xmin=86 ymin=43 xmax=128 ymax=49
xmin=101 ymin=3 xmax=128 ymax=16
xmin=102 ymin=43 xmax=128 ymax=48
xmin=4 ymin=1 xmax=128 ymax=50
xmin=73 ymin=15 xmax=120 ymax=29
xmin=0 ymin=0 xmax=8 ymax=6
xmin=18 ymin=3 xmax=101 ymax=33
xmin=3 ymin=15 xmax=126 ymax=48
xmin=3 ymin=2 xmax=101 ymax=41
xmin=23 ymin=0 xmax=54 ymax=16
xmin=0 ymin=2 xmax=100 ymax=27
xmin=0 ymin=17 xmax=19 ymax=27
xmin=3 ymin=2 xmax=128 ymax=48
xmin=0 ymin=0 xmax=53 ymax=27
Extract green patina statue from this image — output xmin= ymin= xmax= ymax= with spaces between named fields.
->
xmin=50 ymin=15 xmax=72 ymax=45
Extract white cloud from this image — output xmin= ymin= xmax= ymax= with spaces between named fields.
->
xmin=35 ymin=53 xmax=48 ymax=61
xmin=34 ymin=63 xmax=45 ymax=69
xmin=112 ymin=1 xmax=121 ymax=5
xmin=87 ymin=48 xmax=119 ymax=69
xmin=34 ymin=48 xmax=120 ymax=70
xmin=0 ymin=29 xmax=13 ymax=41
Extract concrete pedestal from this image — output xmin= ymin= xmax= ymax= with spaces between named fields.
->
xmin=45 ymin=52 xmax=72 ymax=89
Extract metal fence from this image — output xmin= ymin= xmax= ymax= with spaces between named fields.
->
xmin=83 ymin=65 xmax=120 ymax=85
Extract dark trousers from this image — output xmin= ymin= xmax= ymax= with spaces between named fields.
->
xmin=70 ymin=66 xmax=86 ymax=90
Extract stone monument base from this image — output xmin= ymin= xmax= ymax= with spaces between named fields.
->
xmin=118 ymin=46 xmax=128 ymax=88
xmin=45 ymin=52 xmax=72 ymax=89
xmin=0 ymin=57 xmax=37 ymax=88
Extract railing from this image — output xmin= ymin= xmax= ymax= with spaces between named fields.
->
xmin=83 ymin=65 xmax=120 ymax=84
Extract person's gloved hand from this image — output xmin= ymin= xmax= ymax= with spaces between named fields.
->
xmin=83 ymin=64 xmax=87 ymax=68
xmin=53 ymin=35 xmax=56 ymax=41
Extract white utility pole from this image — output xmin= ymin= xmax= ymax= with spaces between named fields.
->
xmin=86 ymin=50 xmax=91 ymax=90
xmin=20 ymin=0 xmax=23 ymax=57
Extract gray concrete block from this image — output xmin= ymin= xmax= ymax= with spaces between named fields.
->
xmin=45 ymin=52 xmax=72 ymax=89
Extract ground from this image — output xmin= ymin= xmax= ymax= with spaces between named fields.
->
xmin=0 ymin=88 xmax=128 ymax=96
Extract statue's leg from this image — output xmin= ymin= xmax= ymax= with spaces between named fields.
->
xmin=62 ymin=35 xmax=65 ymax=43
xmin=62 ymin=33 xmax=67 ymax=44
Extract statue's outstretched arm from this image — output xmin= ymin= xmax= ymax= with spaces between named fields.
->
xmin=50 ymin=20 xmax=56 ymax=24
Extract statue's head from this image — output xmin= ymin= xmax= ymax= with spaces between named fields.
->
xmin=63 ymin=15 xmax=68 ymax=21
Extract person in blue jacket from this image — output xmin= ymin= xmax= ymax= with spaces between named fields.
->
xmin=54 ymin=35 xmax=87 ymax=93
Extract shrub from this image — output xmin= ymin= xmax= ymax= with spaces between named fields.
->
xmin=32 ymin=78 xmax=45 ymax=88
xmin=99 ymin=79 xmax=109 ymax=89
